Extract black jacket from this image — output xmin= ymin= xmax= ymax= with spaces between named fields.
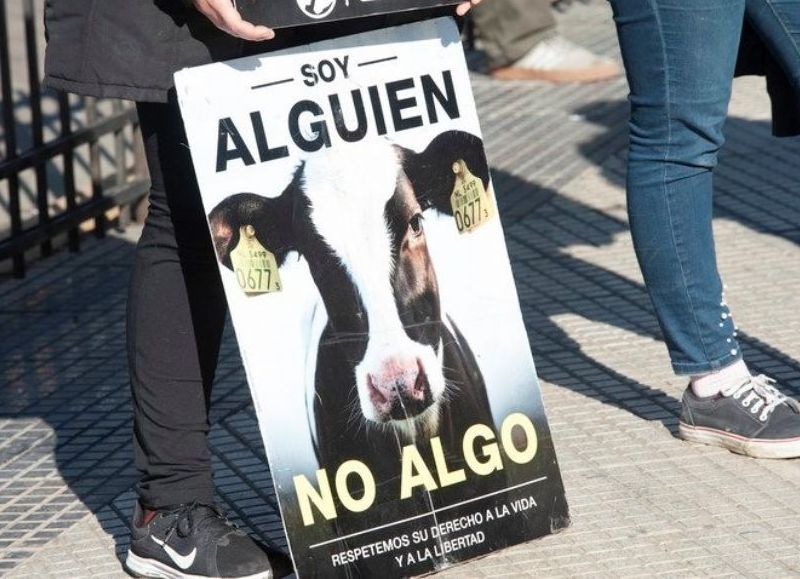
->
xmin=44 ymin=0 xmax=243 ymax=102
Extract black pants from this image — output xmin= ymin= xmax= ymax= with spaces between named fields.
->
xmin=129 ymin=99 xmax=227 ymax=508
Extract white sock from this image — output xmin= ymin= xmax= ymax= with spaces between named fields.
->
xmin=690 ymin=359 xmax=750 ymax=398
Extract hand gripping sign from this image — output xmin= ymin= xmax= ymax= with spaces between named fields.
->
xmin=176 ymin=17 xmax=569 ymax=578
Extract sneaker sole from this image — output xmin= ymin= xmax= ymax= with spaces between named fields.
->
xmin=125 ymin=550 xmax=273 ymax=579
xmin=678 ymin=422 xmax=800 ymax=459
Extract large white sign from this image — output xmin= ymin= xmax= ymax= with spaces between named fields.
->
xmin=176 ymin=17 xmax=569 ymax=578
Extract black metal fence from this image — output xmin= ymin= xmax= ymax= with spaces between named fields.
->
xmin=0 ymin=0 xmax=149 ymax=278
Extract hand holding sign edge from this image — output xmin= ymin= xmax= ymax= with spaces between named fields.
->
xmin=192 ymin=0 xmax=483 ymax=38
xmin=193 ymin=0 xmax=276 ymax=41
xmin=456 ymin=0 xmax=482 ymax=17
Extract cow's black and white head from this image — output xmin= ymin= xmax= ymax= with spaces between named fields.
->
xmin=209 ymin=131 xmax=489 ymax=440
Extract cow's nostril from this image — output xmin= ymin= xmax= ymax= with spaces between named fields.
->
xmin=367 ymin=374 xmax=389 ymax=405
xmin=408 ymin=360 xmax=429 ymax=400
xmin=413 ymin=368 xmax=424 ymax=393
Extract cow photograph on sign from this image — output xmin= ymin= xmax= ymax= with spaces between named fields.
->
xmin=176 ymin=17 xmax=569 ymax=578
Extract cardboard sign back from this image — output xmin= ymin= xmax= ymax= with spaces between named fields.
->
xmin=235 ymin=0 xmax=459 ymax=28
xmin=176 ymin=17 xmax=569 ymax=578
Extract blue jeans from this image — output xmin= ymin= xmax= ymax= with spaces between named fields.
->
xmin=610 ymin=0 xmax=800 ymax=375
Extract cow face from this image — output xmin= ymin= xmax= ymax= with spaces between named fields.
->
xmin=208 ymin=131 xmax=489 ymax=439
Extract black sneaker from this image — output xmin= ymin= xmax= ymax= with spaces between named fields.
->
xmin=125 ymin=501 xmax=293 ymax=578
xmin=679 ymin=374 xmax=800 ymax=459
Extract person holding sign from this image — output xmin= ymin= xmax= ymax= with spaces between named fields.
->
xmin=44 ymin=1 xmax=483 ymax=578
xmin=610 ymin=0 xmax=800 ymax=459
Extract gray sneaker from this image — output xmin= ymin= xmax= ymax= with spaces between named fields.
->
xmin=679 ymin=375 xmax=800 ymax=459
xmin=490 ymin=36 xmax=620 ymax=83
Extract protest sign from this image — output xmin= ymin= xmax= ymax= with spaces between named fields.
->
xmin=176 ymin=17 xmax=569 ymax=577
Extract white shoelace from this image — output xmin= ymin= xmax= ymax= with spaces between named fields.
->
xmin=720 ymin=374 xmax=798 ymax=422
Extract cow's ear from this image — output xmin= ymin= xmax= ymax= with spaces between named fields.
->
xmin=401 ymin=130 xmax=490 ymax=214
xmin=207 ymin=169 xmax=300 ymax=270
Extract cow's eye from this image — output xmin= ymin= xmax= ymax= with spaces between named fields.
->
xmin=409 ymin=214 xmax=424 ymax=236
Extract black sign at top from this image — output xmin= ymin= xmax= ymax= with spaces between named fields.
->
xmin=236 ymin=0 xmax=460 ymax=29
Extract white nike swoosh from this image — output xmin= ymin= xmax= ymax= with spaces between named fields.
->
xmin=152 ymin=536 xmax=197 ymax=570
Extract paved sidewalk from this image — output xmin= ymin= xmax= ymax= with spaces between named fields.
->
xmin=2 ymin=2 xmax=800 ymax=577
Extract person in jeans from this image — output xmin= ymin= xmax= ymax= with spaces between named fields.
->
xmin=610 ymin=0 xmax=800 ymax=458
xmin=43 ymin=0 xmax=480 ymax=577
xmin=472 ymin=0 xmax=620 ymax=82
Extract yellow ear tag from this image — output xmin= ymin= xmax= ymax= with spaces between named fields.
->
xmin=229 ymin=225 xmax=282 ymax=295
xmin=450 ymin=159 xmax=495 ymax=234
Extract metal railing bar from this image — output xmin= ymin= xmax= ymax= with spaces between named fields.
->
xmin=58 ymin=91 xmax=80 ymax=252
xmin=85 ymin=97 xmax=106 ymax=239
xmin=24 ymin=0 xmax=52 ymax=256
xmin=0 ymin=0 xmax=25 ymax=276
xmin=112 ymin=101 xmax=126 ymax=188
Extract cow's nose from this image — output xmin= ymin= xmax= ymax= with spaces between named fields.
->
xmin=367 ymin=357 xmax=431 ymax=417
xmin=367 ymin=357 xmax=418 ymax=401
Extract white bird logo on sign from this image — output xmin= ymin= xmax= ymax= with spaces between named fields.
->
xmin=298 ymin=0 xmax=337 ymax=19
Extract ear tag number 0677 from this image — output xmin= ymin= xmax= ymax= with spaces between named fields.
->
xmin=450 ymin=159 xmax=495 ymax=234
xmin=229 ymin=225 xmax=282 ymax=295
